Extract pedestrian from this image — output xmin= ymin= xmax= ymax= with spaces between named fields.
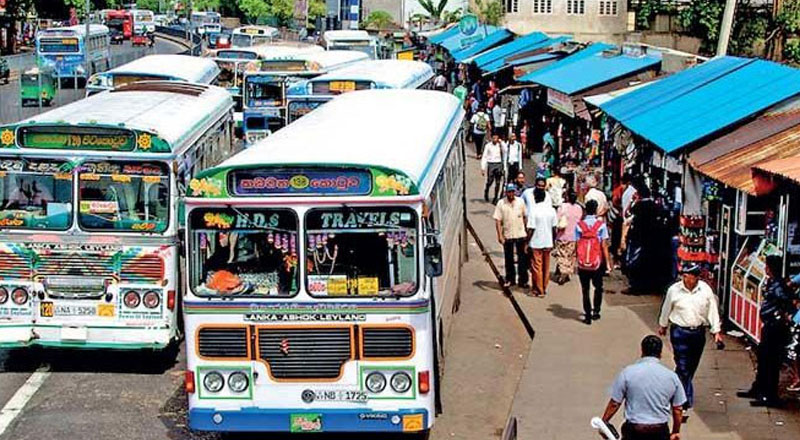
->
xmin=786 ymin=273 xmax=800 ymax=394
xmin=433 ymin=71 xmax=448 ymax=91
xmin=512 ymin=171 xmax=528 ymax=196
xmin=600 ymin=335 xmax=686 ymax=440
xmin=584 ymin=175 xmax=608 ymax=218
xmin=576 ymin=200 xmax=612 ymax=325
xmin=658 ymin=263 xmax=723 ymax=419
xmin=492 ymin=101 xmax=506 ymax=136
xmin=494 ymin=183 xmax=528 ymax=288
xmin=505 ymin=133 xmax=523 ymax=183
xmin=470 ymin=105 xmax=490 ymax=158
xmin=553 ymin=190 xmax=582 ymax=285
xmin=453 ymin=82 xmax=468 ymax=105
xmin=481 ymin=134 xmax=505 ymax=204
xmin=737 ymin=255 xmax=795 ymax=407
xmin=547 ymin=168 xmax=566 ymax=209
xmin=525 ymin=188 xmax=557 ymax=297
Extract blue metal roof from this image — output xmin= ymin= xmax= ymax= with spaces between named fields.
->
xmin=599 ymin=56 xmax=800 ymax=153
xmin=470 ymin=32 xmax=549 ymax=67
xmin=510 ymin=52 xmax=562 ymax=66
xmin=517 ymin=42 xmax=613 ymax=82
xmin=450 ymin=29 xmax=513 ymax=62
xmin=479 ymin=35 xmax=572 ymax=72
xmin=439 ymin=25 xmax=503 ymax=53
xmin=519 ymin=44 xmax=661 ymax=95
xmin=428 ymin=26 xmax=460 ymax=44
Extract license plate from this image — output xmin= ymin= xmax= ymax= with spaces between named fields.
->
xmin=40 ymin=301 xmax=54 ymax=317
xmin=314 ymin=390 xmax=367 ymax=402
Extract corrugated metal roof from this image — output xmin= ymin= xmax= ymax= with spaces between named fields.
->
xmin=688 ymin=117 xmax=800 ymax=194
xmin=599 ymin=56 xmax=800 ymax=153
xmin=466 ymin=32 xmax=549 ymax=67
xmin=584 ymin=82 xmax=654 ymax=107
xmin=439 ymin=25 xmax=505 ymax=53
xmin=753 ymin=157 xmax=800 ymax=189
xmin=480 ymin=36 xmax=571 ymax=72
xmin=450 ymin=29 xmax=513 ymax=62
xmin=427 ymin=25 xmax=460 ymax=44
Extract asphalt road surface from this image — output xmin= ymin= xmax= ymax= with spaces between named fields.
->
xmin=0 ymin=38 xmax=185 ymax=125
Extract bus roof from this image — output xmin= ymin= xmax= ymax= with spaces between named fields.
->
xmin=0 ymin=82 xmax=232 ymax=155
xmin=39 ymin=24 xmax=110 ymax=37
xmin=253 ymin=50 xmax=369 ymax=74
xmin=102 ymin=55 xmax=220 ymax=84
xmin=213 ymin=43 xmax=323 ymax=60
xmin=323 ymin=30 xmax=372 ymax=41
xmin=191 ymin=90 xmax=463 ymax=198
xmin=305 ymin=60 xmax=433 ymax=89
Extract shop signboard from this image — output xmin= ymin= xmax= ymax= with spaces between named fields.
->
xmin=547 ymin=88 xmax=575 ymax=118
xmin=457 ymin=14 xmax=484 ymax=50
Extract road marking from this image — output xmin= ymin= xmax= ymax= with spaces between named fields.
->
xmin=0 ymin=365 xmax=50 ymax=437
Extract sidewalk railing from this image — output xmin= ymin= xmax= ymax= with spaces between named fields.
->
xmin=155 ymin=25 xmax=202 ymax=56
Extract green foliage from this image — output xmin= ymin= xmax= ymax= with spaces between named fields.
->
xmin=269 ymin=0 xmax=295 ymax=25
xmin=363 ymin=10 xmax=395 ymax=30
xmin=442 ymin=7 xmax=463 ymax=23
xmin=635 ymin=0 xmax=677 ymax=30
xmin=238 ymin=0 xmax=270 ymax=21
xmin=192 ymin=0 xmax=222 ymax=11
xmin=776 ymin=0 xmax=800 ymax=35
xmin=784 ymin=38 xmax=800 ymax=64
xmin=678 ymin=0 xmax=771 ymax=56
xmin=729 ymin=8 xmax=768 ymax=56
xmin=308 ymin=0 xmax=327 ymax=20
xmin=417 ymin=0 xmax=449 ymax=21
xmin=475 ymin=0 xmax=503 ymax=26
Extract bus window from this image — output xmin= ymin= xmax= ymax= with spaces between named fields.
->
xmin=305 ymin=207 xmax=418 ymax=297
xmin=77 ymin=161 xmax=170 ymax=233
xmin=0 ymin=158 xmax=73 ymax=230
xmin=231 ymin=34 xmax=251 ymax=48
xmin=189 ymin=208 xmax=299 ymax=297
xmin=245 ymin=77 xmax=283 ymax=107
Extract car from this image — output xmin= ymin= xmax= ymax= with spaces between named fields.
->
xmin=0 ymin=57 xmax=9 ymax=85
xmin=207 ymin=32 xmax=231 ymax=49
xmin=110 ymin=28 xmax=124 ymax=45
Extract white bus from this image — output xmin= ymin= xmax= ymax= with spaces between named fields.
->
xmin=323 ymin=30 xmax=380 ymax=59
xmin=86 ymin=54 xmax=221 ymax=95
xmin=191 ymin=11 xmax=221 ymax=35
xmin=0 ymin=82 xmax=235 ymax=352
xmin=231 ymin=26 xmax=280 ymax=48
xmin=183 ymin=89 xmax=466 ymax=436
xmin=285 ymin=59 xmax=434 ymax=124
xmin=242 ymin=50 xmax=369 ymax=145
xmin=131 ymin=9 xmax=156 ymax=34
xmin=35 ymin=24 xmax=110 ymax=82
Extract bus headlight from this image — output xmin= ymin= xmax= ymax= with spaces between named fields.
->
xmin=227 ymin=371 xmax=249 ymax=393
xmin=123 ymin=291 xmax=141 ymax=308
xmin=390 ymin=372 xmax=412 ymax=393
xmin=142 ymin=291 xmax=160 ymax=309
xmin=365 ymin=372 xmax=386 ymax=393
xmin=11 ymin=287 xmax=28 ymax=305
xmin=203 ymin=371 xmax=224 ymax=393
xmin=0 ymin=287 xmax=8 ymax=304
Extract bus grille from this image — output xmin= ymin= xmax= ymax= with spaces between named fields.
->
xmin=36 ymin=253 xmax=115 ymax=278
xmin=257 ymin=327 xmax=352 ymax=380
xmin=120 ymin=255 xmax=165 ymax=283
xmin=361 ymin=327 xmax=414 ymax=359
xmin=0 ymin=251 xmax=32 ymax=279
xmin=198 ymin=327 xmax=249 ymax=359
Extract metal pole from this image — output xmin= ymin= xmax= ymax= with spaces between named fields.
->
xmin=716 ymin=0 xmax=737 ymax=56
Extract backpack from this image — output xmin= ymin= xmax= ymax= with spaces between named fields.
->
xmin=475 ymin=113 xmax=489 ymax=132
xmin=577 ymin=220 xmax=604 ymax=271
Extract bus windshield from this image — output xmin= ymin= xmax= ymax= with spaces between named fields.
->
xmin=330 ymin=42 xmax=375 ymax=59
xmin=245 ymin=76 xmax=283 ymax=107
xmin=190 ymin=207 xmax=299 ymax=297
xmin=305 ymin=207 xmax=418 ymax=297
xmin=39 ymin=37 xmax=80 ymax=53
xmin=0 ymin=158 xmax=73 ymax=230
xmin=231 ymin=34 xmax=251 ymax=48
xmin=77 ymin=161 xmax=169 ymax=233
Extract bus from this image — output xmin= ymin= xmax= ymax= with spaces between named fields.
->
xmin=231 ymin=26 xmax=280 ymax=48
xmin=131 ymin=9 xmax=156 ymax=35
xmin=192 ymin=11 xmax=221 ymax=35
xmin=210 ymin=43 xmax=324 ymax=132
xmin=35 ymin=25 xmax=110 ymax=84
xmin=86 ymin=54 xmax=221 ymax=95
xmin=285 ymin=59 xmax=434 ymax=124
xmin=323 ymin=30 xmax=380 ymax=59
xmin=0 ymin=81 xmax=236 ymax=352
xmin=106 ymin=9 xmax=133 ymax=40
xmin=242 ymin=50 xmax=369 ymax=145
xmin=183 ymin=89 xmax=466 ymax=436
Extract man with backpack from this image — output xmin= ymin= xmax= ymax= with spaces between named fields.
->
xmin=470 ymin=105 xmax=491 ymax=158
xmin=576 ymin=200 xmax=612 ymax=325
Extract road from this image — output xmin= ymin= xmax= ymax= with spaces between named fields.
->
xmin=0 ymin=37 xmax=185 ymax=125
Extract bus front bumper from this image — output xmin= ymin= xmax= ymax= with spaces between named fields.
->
xmin=189 ymin=407 xmax=429 ymax=433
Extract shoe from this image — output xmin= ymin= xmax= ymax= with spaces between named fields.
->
xmin=750 ymin=397 xmax=785 ymax=408
xmin=583 ymin=318 xmax=592 ymax=325
xmin=592 ymin=313 xmax=601 ymax=320
xmin=736 ymin=389 xmax=758 ymax=399
xmin=519 ymin=283 xmax=530 ymax=289
xmin=681 ymin=408 xmax=690 ymax=423
xmin=787 ymin=383 xmax=800 ymax=392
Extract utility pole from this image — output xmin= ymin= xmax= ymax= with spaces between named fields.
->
xmin=716 ymin=0 xmax=737 ymax=56
xmin=85 ymin=0 xmax=91 ymax=83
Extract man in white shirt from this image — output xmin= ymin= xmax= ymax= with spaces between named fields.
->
xmin=433 ymin=72 xmax=448 ymax=91
xmin=521 ymin=177 xmax=552 ymax=218
xmin=492 ymin=103 xmax=505 ymax=136
xmin=526 ymin=188 xmax=557 ymax=297
xmin=622 ymin=174 xmax=637 ymax=218
xmin=658 ymin=263 xmax=723 ymax=419
xmin=481 ymin=134 xmax=505 ymax=204
xmin=505 ymin=133 xmax=523 ymax=182
xmin=470 ymin=106 xmax=491 ymax=158
xmin=584 ymin=175 xmax=608 ymax=217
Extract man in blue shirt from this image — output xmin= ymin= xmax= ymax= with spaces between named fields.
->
xmin=601 ymin=335 xmax=685 ymax=440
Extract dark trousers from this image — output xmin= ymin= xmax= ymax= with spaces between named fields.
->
xmin=503 ymin=238 xmax=527 ymax=285
xmin=473 ymin=132 xmax=486 ymax=156
xmin=507 ymin=162 xmax=520 ymax=183
xmin=670 ymin=325 xmax=706 ymax=408
xmin=621 ymin=422 xmax=669 ymax=440
xmin=578 ymin=269 xmax=603 ymax=317
xmin=484 ymin=163 xmax=503 ymax=203
xmin=752 ymin=321 xmax=789 ymax=400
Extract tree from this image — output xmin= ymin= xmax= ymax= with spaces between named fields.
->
xmin=192 ymin=0 xmax=221 ymax=11
xmin=442 ymin=7 xmax=463 ymax=23
xmin=678 ymin=0 xmax=771 ymax=57
xmin=771 ymin=0 xmax=800 ymax=62
xmin=6 ymin=0 xmax=36 ymax=53
xmin=308 ymin=0 xmax=326 ymax=20
xmin=475 ymin=0 xmax=504 ymax=26
xmin=269 ymin=0 xmax=295 ymax=26
xmin=363 ymin=10 xmax=395 ymax=30
xmin=417 ymin=0 xmax=449 ymax=23
xmin=238 ymin=0 xmax=270 ymax=22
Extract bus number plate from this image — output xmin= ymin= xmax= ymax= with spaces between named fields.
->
xmin=40 ymin=302 xmax=54 ymax=318
xmin=329 ymin=81 xmax=355 ymax=92
xmin=314 ymin=390 xmax=367 ymax=402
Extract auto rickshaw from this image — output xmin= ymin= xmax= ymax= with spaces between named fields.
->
xmin=20 ymin=68 xmax=58 ymax=107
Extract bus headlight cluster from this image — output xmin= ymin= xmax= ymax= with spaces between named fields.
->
xmin=365 ymin=371 xmax=413 ymax=394
xmin=11 ymin=287 xmax=29 ymax=305
xmin=0 ymin=287 xmax=8 ymax=304
xmin=202 ymin=371 xmax=249 ymax=394
xmin=123 ymin=291 xmax=140 ymax=308
xmin=142 ymin=291 xmax=161 ymax=309
xmin=390 ymin=372 xmax=412 ymax=393
xmin=365 ymin=372 xmax=387 ymax=393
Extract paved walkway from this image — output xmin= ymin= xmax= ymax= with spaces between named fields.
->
xmin=462 ymin=142 xmax=800 ymax=439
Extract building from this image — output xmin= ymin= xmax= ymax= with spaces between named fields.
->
xmin=358 ymin=0 xmax=469 ymax=29
xmin=502 ymin=0 xmax=629 ymax=43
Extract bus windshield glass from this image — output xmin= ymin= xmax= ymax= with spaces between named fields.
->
xmin=0 ymin=158 xmax=73 ymax=230
xmin=77 ymin=161 xmax=169 ymax=233
xmin=231 ymin=34 xmax=252 ymax=47
xmin=245 ymin=76 xmax=283 ymax=107
xmin=330 ymin=42 xmax=375 ymax=58
xmin=305 ymin=207 xmax=418 ymax=297
xmin=190 ymin=207 xmax=299 ymax=297
xmin=39 ymin=37 xmax=80 ymax=53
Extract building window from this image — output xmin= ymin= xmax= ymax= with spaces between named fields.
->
xmin=598 ymin=0 xmax=618 ymax=16
xmin=566 ymin=0 xmax=585 ymax=15
xmin=532 ymin=0 xmax=553 ymax=14
xmin=506 ymin=0 xmax=519 ymax=13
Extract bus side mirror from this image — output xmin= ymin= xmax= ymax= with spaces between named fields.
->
xmin=425 ymin=242 xmax=443 ymax=278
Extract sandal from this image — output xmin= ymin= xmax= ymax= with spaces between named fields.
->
xmin=787 ymin=383 xmax=800 ymax=392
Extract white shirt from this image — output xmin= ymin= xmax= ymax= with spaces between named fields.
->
xmin=470 ymin=112 xmax=490 ymax=134
xmin=481 ymin=141 xmax=504 ymax=171
xmin=526 ymin=202 xmax=557 ymax=249
xmin=585 ymin=187 xmax=608 ymax=216
xmin=506 ymin=141 xmax=522 ymax=165
xmin=622 ymin=185 xmax=637 ymax=217
xmin=492 ymin=105 xmax=505 ymax=127
xmin=658 ymin=280 xmax=721 ymax=334
xmin=521 ymin=187 xmax=552 ymax=217
xmin=434 ymin=74 xmax=447 ymax=88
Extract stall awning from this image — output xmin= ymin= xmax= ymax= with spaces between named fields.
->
xmin=426 ymin=25 xmax=459 ymax=43
xmin=752 ymin=157 xmax=800 ymax=194
xmin=599 ymin=56 xmax=800 ymax=154
xmin=480 ymin=36 xmax=572 ymax=72
xmin=484 ymin=52 xmax=562 ymax=75
xmin=439 ymin=25 xmax=504 ymax=53
xmin=584 ymin=82 xmax=653 ymax=108
xmin=450 ymin=29 xmax=513 ymax=63
xmin=465 ymin=31 xmax=549 ymax=67
xmin=688 ymin=112 xmax=800 ymax=195
xmin=518 ymin=45 xmax=661 ymax=95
